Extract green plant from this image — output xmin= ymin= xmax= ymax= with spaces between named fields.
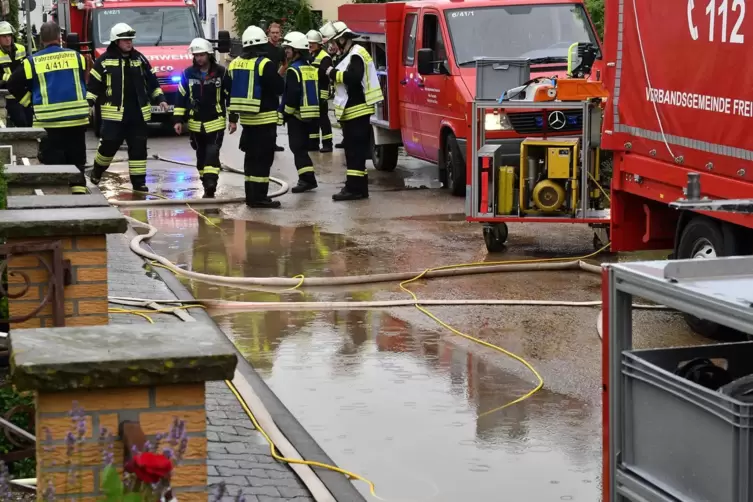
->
xmin=585 ymin=0 xmax=605 ymax=39
xmin=0 ymin=384 xmax=35 ymax=478
xmin=293 ymin=0 xmax=313 ymax=32
xmin=6 ymin=0 xmax=19 ymax=34
xmin=230 ymin=0 xmax=300 ymax=36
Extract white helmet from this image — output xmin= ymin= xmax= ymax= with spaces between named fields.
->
xmin=282 ymin=31 xmax=308 ymax=51
xmin=0 ymin=22 xmax=14 ymax=36
xmin=242 ymin=25 xmax=268 ymax=47
xmin=189 ymin=37 xmax=213 ymax=55
xmin=306 ymin=29 xmax=322 ymax=44
xmin=319 ymin=21 xmax=352 ymax=42
xmin=110 ymin=22 xmax=135 ymax=43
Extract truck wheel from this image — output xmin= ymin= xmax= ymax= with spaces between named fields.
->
xmin=483 ymin=223 xmax=508 ymax=253
xmin=443 ymin=133 xmax=466 ymax=197
xmin=676 ymin=216 xmax=748 ymax=341
xmin=92 ymin=104 xmax=102 ymax=138
xmin=370 ymin=128 xmax=399 ymax=171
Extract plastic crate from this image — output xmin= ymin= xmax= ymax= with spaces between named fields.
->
xmin=621 ymin=341 xmax=753 ymax=502
xmin=475 ymin=58 xmax=530 ymax=101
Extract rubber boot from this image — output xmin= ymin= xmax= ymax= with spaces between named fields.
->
xmin=292 ymin=177 xmax=318 ymax=193
xmin=90 ymin=165 xmax=106 ymax=185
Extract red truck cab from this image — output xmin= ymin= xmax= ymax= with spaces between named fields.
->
xmin=52 ymin=0 xmax=227 ymax=133
xmin=339 ymin=0 xmax=603 ymax=196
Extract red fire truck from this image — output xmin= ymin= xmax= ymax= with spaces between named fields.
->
xmin=48 ymin=0 xmax=229 ymax=134
xmin=338 ymin=0 xmax=603 ymax=196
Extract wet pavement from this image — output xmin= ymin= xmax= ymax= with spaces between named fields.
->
xmin=91 ymin=125 xmax=710 ymax=501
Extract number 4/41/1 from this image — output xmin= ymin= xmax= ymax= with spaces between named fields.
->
xmin=687 ymin=0 xmax=745 ymax=43
xmin=45 ymin=60 xmax=71 ymax=70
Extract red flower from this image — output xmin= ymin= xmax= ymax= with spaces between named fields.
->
xmin=125 ymin=452 xmax=174 ymax=484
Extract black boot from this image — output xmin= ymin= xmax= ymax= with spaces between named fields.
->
xmin=245 ymin=182 xmax=281 ymax=208
xmin=202 ymin=189 xmax=216 ymax=199
xmin=90 ymin=165 xmax=106 ymax=185
xmin=320 ymin=143 xmax=333 ymax=153
xmin=334 ymin=142 xmax=344 ymax=149
xmin=292 ymin=178 xmax=318 ymax=193
xmin=332 ymin=188 xmax=368 ymax=201
xmin=275 ymin=145 xmax=284 ymax=152
xmin=248 ymin=198 xmax=282 ymax=208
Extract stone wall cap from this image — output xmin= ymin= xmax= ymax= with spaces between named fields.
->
xmin=0 ymin=127 xmax=47 ymax=140
xmin=7 ymin=194 xmax=110 ymax=209
xmin=0 ymin=206 xmax=127 ymax=238
xmin=5 ymin=165 xmax=80 ymax=185
xmin=10 ymin=323 xmax=238 ymax=392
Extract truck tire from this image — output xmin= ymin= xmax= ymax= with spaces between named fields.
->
xmin=443 ymin=132 xmax=466 ymax=197
xmin=370 ymin=129 xmax=399 ymax=171
xmin=676 ymin=216 xmax=748 ymax=341
xmin=92 ymin=104 xmax=102 ymax=138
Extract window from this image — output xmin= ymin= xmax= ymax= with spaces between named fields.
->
xmin=93 ymin=7 xmax=203 ymax=47
xmin=402 ymin=13 xmax=417 ymax=66
xmin=421 ymin=14 xmax=447 ymax=73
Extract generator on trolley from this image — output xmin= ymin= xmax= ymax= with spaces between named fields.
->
xmin=467 ymin=44 xmax=611 ymax=252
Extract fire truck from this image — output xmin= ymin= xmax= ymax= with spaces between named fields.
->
xmin=337 ymin=0 xmax=603 ymax=196
xmin=48 ymin=0 xmax=229 ymax=134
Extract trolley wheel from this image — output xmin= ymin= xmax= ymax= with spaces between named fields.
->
xmin=483 ymin=223 xmax=508 ymax=253
xmin=676 ymin=216 xmax=748 ymax=342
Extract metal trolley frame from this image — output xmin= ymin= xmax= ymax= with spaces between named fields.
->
xmin=602 ymin=257 xmax=753 ymax=502
xmin=468 ymin=98 xmax=611 ymax=224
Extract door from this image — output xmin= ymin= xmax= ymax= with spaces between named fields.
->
xmin=397 ymin=9 xmax=424 ymax=158
xmin=415 ymin=9 xmax=450 ymax=162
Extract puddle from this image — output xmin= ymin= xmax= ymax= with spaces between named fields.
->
xmin=131 ymin=207 xmax=601 ymax=501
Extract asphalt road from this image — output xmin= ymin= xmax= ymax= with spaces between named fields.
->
xmin=91 ymin=123 xmax=707 ymax=501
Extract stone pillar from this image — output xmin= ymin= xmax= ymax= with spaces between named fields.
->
xmin=0 ymin=127 xmax=46 ymax=164
xmin=0 ymin=199 xmax=126 ymax=328
xmin=10 ymin=323 xmax=237 ymax=501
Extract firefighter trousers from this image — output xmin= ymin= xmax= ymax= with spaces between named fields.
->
xmin=93 ymin=114 xmax=148 ymax=189
xmin=341 ymin=114 xmax=370 ymax=195
xmin=288 ymin=117 xmax=317 ymax=184
xmin=6 ymin=99 xmax=31 ymax=127
xmin=241 ymin=124 xmax=277 ymax=203
xmin=41 ymin=126 xmax=87 ymax=194
xmin=309 ymin=100 xmax=333 ymax=150
xmin=190 ymin=130 xmax=224 ymax=192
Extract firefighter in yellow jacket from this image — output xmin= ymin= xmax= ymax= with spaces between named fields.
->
xmin=278 ymin=31 xmax=318 ymax=193
xmin=319 ymin=21 xmax=383 ymax=201
xmin=0 ymin=21 xmax=31 ymax=127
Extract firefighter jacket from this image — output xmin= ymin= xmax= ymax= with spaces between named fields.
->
xmin=174 ymin=61 xmax=237 ymax=133
xmin=279 ymin=58 xmax=319 ymax=122
xmin=0 ymin=43 xmax=27 ymax=101
xmin=86 ymin=44 xmax=165 ymax=123
xmin=7 ymin=44 xmax=88 ymax=128
xmin=330 ymin=44 xmax=383 ymax=121
xmin=227 ymin=50 xmax=284 ymax=126
xmin=311 ymin=49 xmax=332 ymax=100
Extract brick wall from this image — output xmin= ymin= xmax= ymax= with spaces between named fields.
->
xmin=36 ymin=383 xmax=208 ymax=501
xmin=7 ymin=235 xmax=109 ymax=328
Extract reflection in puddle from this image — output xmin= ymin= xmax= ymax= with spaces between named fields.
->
xmin=137 ymin=207 xmax=601 ymax=501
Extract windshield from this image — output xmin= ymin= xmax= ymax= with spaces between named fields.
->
xmin=445 ymin=4 xmax=598 ymax=65
xmin=93 ymin=7 xmax=202 ymax=47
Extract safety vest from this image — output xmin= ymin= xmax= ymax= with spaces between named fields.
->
xmin=0 ymin=43 xmax=27 ymax=101
xmin=228 ymin=56 xmax=268 ymax=114
xmin=311 ymin=49 xmax=330 ymax=100
xmin=23 ymin=46 xmax=88 ymax=128
xmin=332 ymin=44 xmax=383 ymax=121
xmin=285 ymin=59 xmax=319 ymax=121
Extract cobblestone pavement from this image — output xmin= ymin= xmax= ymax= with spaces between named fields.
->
xmin=107 ymin=232 xmax=314 ymax=502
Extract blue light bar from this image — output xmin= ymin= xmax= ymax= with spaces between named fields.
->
xmin=171 ymin=75 xmax=181 ymax=83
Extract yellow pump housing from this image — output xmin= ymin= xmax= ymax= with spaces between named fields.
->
xmin=519 ymin=138 xmax=580 ymax=215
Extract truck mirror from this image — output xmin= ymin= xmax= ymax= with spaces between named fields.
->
xmin=66 ymin=32 xmax=81 ymax=51
xmin=216 ymin=30 xmax=231 ymax=53
xmin=417 ymin=48 xmax=434 ymax=76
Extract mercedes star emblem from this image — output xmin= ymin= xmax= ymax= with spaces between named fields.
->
xmin=548 ymin=111 xmax=567 ymax=130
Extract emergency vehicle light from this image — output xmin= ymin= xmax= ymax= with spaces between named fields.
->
xmin=171 ymin=75 xmax=181 ymax=82
xmin=184 ymin=0 xmax=194 ymax=5
xmin=94 ymin=1 xmax=103 ymax=6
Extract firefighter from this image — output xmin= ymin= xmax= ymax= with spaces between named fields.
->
xmin=306 ymin=29 xmax=333 ymax=153
xmin=227 ymin=25 xmax=284 ymax=208
xmin=7 ymin=22 xmax=89 ymax=193
xmin=87 ymin=23 xmax=169 ymax=192
xmin=279 ymin=31 xmax=318 ymax=193
xmin=173 ymin=38 xmax=236 ymax=199
xmin=0 ymin=21 xmax=31 ymax=127
xmin=319 ymin=21 xmax=383 ymax=201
